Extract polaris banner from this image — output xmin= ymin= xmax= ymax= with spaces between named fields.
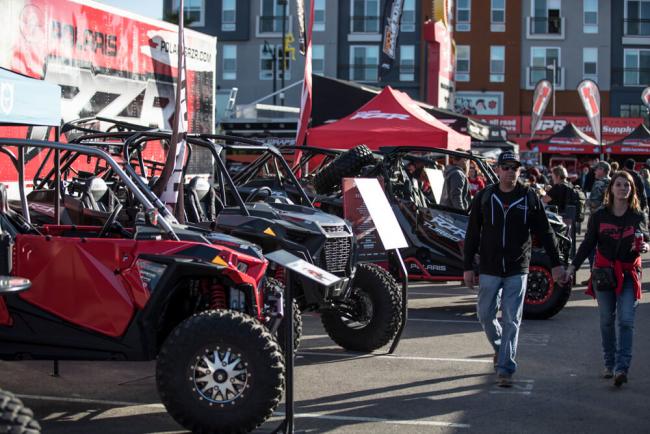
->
xmin=642 ymin=86 xmax=650 ymax=110
xmin=577 ymin=79 xmax=602 ymax=144
xmin=530 ymin=79 xmax=552 ymax=138
xmin=378 ymin=0 xmax=405 ymax=81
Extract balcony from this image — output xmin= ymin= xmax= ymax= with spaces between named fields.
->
xmin=623 ymin=19 xmax=650 ymax=45
xmin=612 ymin=68 xmax=650 ymax=87
xmin=257 ymin=16 xmax=292 ymax=36
xmin=526 ymin=16 xmax=564 ymax=39
xmin=526 ymin=66 xmax=564 ymax=89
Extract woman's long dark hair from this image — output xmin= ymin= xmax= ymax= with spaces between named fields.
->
xmin=603 ymin=171 xmax=640 ymax=212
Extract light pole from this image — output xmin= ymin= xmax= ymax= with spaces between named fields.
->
xmin=263 ymin=40 xmax=277 ymax=105
xmin=280 ymin=0 xmax=287 ymax=106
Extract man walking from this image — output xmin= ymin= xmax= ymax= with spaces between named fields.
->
xmin=463 ymin=151 xmax=565 ymax=387
xmin=587 ymin=161 xmax=611 ymax=212
xmin=440 ymin=154 xmax=471 ymax=211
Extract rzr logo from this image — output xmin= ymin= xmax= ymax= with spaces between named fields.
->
xmin=535 ymin=119 xmax=567 ymax=133
xmin=0 ymin=82 xmax=14 ymax=115
xmin=350 ymin=110 xmax=410 ymax=120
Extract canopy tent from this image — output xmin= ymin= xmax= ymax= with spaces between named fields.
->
xmin=528 ymin=122 xmax=600 ymax=155
xmin=604 ymin=123 xmax=650 ymax=155
xmin=311 ymin=74 xmax=514 ymax=150
xmin=0 ymin=68 xmax=61 ymax=127
xmin=307 ymin=86 xmax=471 ymax=151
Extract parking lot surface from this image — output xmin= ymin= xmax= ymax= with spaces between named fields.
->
xmin=2 ymin=263 xmax=650 ymax=433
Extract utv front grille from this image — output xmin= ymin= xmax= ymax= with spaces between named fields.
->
xmin=323 ymin=236 xmax=352 ymax=273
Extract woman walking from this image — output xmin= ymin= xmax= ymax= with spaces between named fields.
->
xmin=565 ymin=171 xmax=648 ymax=387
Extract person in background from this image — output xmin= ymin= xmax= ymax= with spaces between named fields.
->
xmin=441 ymin=155 xmax=471 ymax=211
xmin=578 ymin=165 xmax=592 ymax=191
xmin=640 ymin=168 xmax=650 ymax=199
xmin=565 ymin=171 xmax=649 ymax=387
xmin=543 ymin=166 xmax=573 ymax=212
xmin=468 ymin=165 xmax=486 ymax=197
xmin=527 ymin=167 xmax=549 ymax=185
xmin=610 ymin=161 xmax=620 ymax=173
xmin=587 ymin=162 xmax=611 ymax=212
xmin=464 ymin=151 xmax=565 ymax=388
xmin=623 ymin=158 xmax=648 ymax=213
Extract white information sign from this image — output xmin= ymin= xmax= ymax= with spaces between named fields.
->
xmin=265 ymin=250 xmax=342 ymax=287
xmin=423 ymin=168 xmax=445 ymax=205
xmin=353 ymin=178 xmax=408 ymax=250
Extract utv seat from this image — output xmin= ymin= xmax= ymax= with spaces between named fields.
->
xmin=79 ymin=177 xmax=116 ymax=213
xmin=184 ymin=177 xmax=223 ymax=223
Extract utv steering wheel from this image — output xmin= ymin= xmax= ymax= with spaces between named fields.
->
xmin=98 ymin=203 xmax=124 ymax=238
xmin=245 ymin=186 xmax=272 ymax=203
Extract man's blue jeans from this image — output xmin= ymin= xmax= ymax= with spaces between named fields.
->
xmin=477 ymin=274 xmax=528 ymax=377
xmin=595 ymin=274 xmax=638 ymax=374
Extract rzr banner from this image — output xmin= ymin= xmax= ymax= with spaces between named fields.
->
xmin=378 ymin=0 xmax=405 ymax=81
xmin=530 ymin=79 xmax=552 ymax=138
xmin=577 ymin=79 xmax=602 ymax=144
xmin=295 ymin=0 xmax=306 ymax=55
xmin=642 ymin=86 xmax=650 ymax=110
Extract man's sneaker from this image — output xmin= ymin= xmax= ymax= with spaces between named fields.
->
xmin=497 ymin=374 xmax=512 ymax=388
xmin=602 ymin=368 xmax=613 ymax=379
xmin=614 ymin=372 xmax=628 ymax=387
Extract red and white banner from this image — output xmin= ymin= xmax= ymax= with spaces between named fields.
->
xmin=530 ymin=79 xmax=552 ymax=138
xmin=476 ymin=116 xmax=642 ymax=139
xmin=577 ymin=79 xmax=602 ymax=144
xmin=295 ymin=0 xmax=314 ymax=147
xmin=642 ymin=86 xmax=650 ymax=110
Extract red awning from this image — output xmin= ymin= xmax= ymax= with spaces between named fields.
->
xmin=307 ymin=86 xmax=470 ymax=150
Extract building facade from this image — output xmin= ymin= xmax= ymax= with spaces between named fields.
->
xmin=163 ymin=0 xmax=422 ymax=120
xmin=520 ymin=0 xmax=611 ymax=116
xmin=610 ymin=0 xmax=650 ymax=119
xmin=453 ymin=0 xmax=522 ymax=116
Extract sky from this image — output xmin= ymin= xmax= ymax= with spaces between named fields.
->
xmin=95 ymin=0 xmax=163 ymax=20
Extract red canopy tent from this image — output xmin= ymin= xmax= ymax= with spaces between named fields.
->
xmin=307 ymin=86 xmax=470 ymax=150
xmin=528 ymin=122 xmax=601 ymax=155
xmin=604 ymin=123 xmax=650 ymax=155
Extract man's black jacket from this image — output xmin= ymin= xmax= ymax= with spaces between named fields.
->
xmin=463 ymin=182 xmax=562 ymax=276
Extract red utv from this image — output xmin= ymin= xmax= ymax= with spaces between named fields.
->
xmin=0 ymin=138 xmax=285 ymax=434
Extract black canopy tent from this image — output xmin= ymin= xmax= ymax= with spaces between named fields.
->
xmin=311 ymin=74 xmax=516 ymax=151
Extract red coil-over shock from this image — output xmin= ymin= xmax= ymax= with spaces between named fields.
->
xmin=201 ymin=280 xmax=227 ymax=309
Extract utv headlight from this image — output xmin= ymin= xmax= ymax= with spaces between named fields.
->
xmin=136 ymin=259 xmax=167 ymax=292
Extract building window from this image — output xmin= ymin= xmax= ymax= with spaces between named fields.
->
xmin=349 ymin=45 xmax=379 ymax=82
xmin=351 ymin=0 xmax=380 ymax=33
xmin=171 ymin=0 xmax=204 ymax=26
xmin=260 ymin=44 xmax=291 ymax=80
xmin=490 ymin=46 xmax=505 ymax=82
xmin=456 ymin=0 xmax=471 ymax=31
xmin=400 ymin=45 xmax=415 ymax=81
xmin=583 ymin=47 xmax=598 ymax=81
xmin=530 ymin=0 xmax=562 ymax=35
xmin=456 ymin=45 xmax=470 ymax=82
xmin=222 ymin=0 xmax=236 ymax=31
xmin=625 ymin=0 xmax=650 ymax=36
xmin=624 ymin=49 xmax=650 ymax=86
xmin=260 ymin=0 xmax=290 ymax=34
xmin=314 ymin=0 xmax=326 ymax=31
xmin=312 ymin=45 xmax=325 ymax=75
xmin=620 ymin=104 xmax=648 ymax=118
xmin=530 ymin=47 xmax=560 ymax=87
xmin=402 ymin=0 xmax=416 ymax=32
xmin=491 ymin=0 xmax=506 ymax=32
xmin=222 ymin=45 xmax=237 ymax=80
xmin=583 ymin=0 xmax=598 ymax=33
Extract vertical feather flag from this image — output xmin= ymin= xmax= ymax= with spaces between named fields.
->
xmin=295 ymin=0 xmax=314 ymax=148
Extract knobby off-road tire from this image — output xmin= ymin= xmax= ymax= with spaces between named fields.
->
xmin=156 ymin=310 xmax=285 ymax=434
xmin=321 ymin=263 xmax=402 ymax=352
xmin=0 ymin=389 xmax=41 ymax=434
xmin=313 ymin=145 xmax=375 ymax=194
xmin=523 ymin=256 xmax=572 ymax=320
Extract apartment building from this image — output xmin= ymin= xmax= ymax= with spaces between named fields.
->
xmin=163 ymin=0 xmax=422 ymax=119
xmin=520 ymin=0 xmax=611 ymax=116
xmin=453 ymin=0 xmax=522 ymax=116
xmin=610 ymin=0 xmax=650 ymax=118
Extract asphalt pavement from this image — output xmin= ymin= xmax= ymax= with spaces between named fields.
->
xmin=2 ymin=262 xmax=650 ymax=433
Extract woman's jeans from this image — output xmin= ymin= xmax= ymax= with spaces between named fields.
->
xmin=595 ymin=274 xmax=638 ymax=374
xmin=477 ymin=274 xmax=527 ymax=377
